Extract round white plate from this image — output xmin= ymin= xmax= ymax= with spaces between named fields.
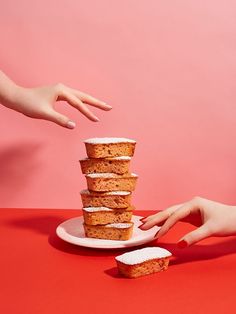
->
xmin=56 ymin=215 xmax=160 ymax=249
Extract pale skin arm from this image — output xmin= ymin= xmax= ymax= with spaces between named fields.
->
xmin=0 ymin=70 xmax=112 ymax=129
xmin=139 ymin=197 xmax=236 ymax=248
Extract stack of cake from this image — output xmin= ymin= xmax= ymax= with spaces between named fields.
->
xmin=79 ymin=137 xmax=138 ymax=241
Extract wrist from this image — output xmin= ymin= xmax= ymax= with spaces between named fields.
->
xmin=0 ymin=70 xmax=22 ymax=107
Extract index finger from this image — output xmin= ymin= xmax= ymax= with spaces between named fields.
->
xmin=156 ymin=200 xmax=199 ymax=238
xmin=71 ymin=89 xmax=112 ymax=111
xmin=139 ymin=204 xmax=183 ymax=230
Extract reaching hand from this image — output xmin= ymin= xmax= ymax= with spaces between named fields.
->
xmin=139 ymin=197 xmax=236 ymax=248
xmin=0 ymin=71 xmax=111 ymax=129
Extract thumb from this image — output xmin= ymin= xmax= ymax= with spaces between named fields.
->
xmin=44 ymin=109 xmax=76 ymax=129
xmin=178 ymin=225 xmax=211 ymax=248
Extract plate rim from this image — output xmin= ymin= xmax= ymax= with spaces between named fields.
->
xmin=56 ymin=214 xmax=159 ymax=249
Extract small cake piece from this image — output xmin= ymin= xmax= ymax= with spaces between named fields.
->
xmin=85 ymin=173 xmax=138 ymax=192
xmin=82 ymin=206 xmax=134 ymax=225
xmin=84 ymin=137 xmax=136 ymax=158
xmin=115 ymin=247 xmax=172 ymax=278
xmin=79 ymin=156 xmax=131 ymax=175
xmin=84 ymin=222 xmax=134 ymax=240
xmin=80 ymin=190 xmax=132 ymax=209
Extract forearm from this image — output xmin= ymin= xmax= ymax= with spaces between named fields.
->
xmin=0 ymin=71 xmax=19 ymax=107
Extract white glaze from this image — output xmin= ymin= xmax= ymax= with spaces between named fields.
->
xmin=83 ymin=207 xmax=113 ymax=212
xmin=115 ymin=247 xmax=172 ymax=265
xmin=86 ymin=173 xmax=138 ymax=178
xmin=80 ymin=156 xmax=131 ymax=161
xmin=80 ymin=189 xmax=131 ymax=196
xmin=105 ymin=223 xmax=133 ymax=229
xmin=84 ymin=137 xmax=136 ymax=144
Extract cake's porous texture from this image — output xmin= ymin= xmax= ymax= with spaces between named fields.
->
xmin=84 ymin=138 xmax=136 ymax=158
xmin=80 ymin=190 xmax=132 ymax=208
xmin=115 ymin=247 xmax=172 ymax=278
xmin=79 ymin=157 xmax=131 ymax=175
xmin=85 ymin=173 xmax=138 ymax=192
xmin=83 ymin=222 xmax=133 ymax=240
xmin=82 ymin=206 xmax=133 ymax=225
xmin=116 ymin=258 xmax=170 ymax=278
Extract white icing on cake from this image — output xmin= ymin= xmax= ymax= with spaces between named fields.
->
xmin=80 ymin=189 xmax=131 ymax=196
xmin=109 ymin=156 xmax=131 ymax=160
xmin=106 ymin=191 xmax=131 ymax=195
xmin=86 ymin=173 xmax=138 ymax=178
xmin=83 ymin=206 xmax=113 ymax=212
xmin=84 ymin=137 xmax=136 ymax=144
xmin=115 ymin=247 xmax=172 ymax=265
xmin=80 ymin=156 xmax=131 ymax=161
xmin=105 ymin=223 xmax=133 ymax=229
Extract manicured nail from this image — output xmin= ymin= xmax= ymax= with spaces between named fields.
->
xmin=138 ymin=223 xmax=145 ymax=229
xmin=104 ymin=103 xmax=112 ymax=109
xmin=177 ymin=240 xmax=188 ymax=249
xmin=140 ymin=216 xmax=147 ymax=222
xmin=67 ymin=121 xmax=76 ymax=129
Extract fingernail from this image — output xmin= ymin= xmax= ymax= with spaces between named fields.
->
xmin=138 ymin=223 xmax=145 ymax=229
xmin=105 ymin=105 xmax=112 ymax=110
xmin=154 ymin=230 xmax=160 ymax=238
xmin=177 ymin=240 xmax=188 ymax=249
xmin=94 ymin=116 xmax=99 ymax=122
xmin=140 ymin=216 xmax=147 ymax=222
xmin=67 ymin=121 xmax=76 ymax=129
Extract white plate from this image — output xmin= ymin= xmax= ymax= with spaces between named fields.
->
xmin=56 ymin=215 xmax=160 ymax=249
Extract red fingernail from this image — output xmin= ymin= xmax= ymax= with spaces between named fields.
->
xmin=177 ymin=240 xmax=188 ymax=249
xmin=138 ymin=223 xmax=144 ymax=229
xmin=140 ymin=217 xmax=147 ymax=222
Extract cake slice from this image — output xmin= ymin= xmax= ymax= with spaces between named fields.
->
xmin=115 ymin=247 xmax=172 ymax=278
xmin=84 ymin=222 xmax=134 ymax=240
xmin=80 ymin=190 xmax=132 ymax=209
xmin=79 ymin=156 xmax=131 ymax=175
xmin=85 ymin=173 xmax=138 ymax=192
xmin=84 ymin=137 xmax=136 ymax=158
xmin=82 ymin=206 xmax=134 ymax=225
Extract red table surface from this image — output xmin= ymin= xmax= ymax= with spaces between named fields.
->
xmin=1 ymin=208 xmax=236 ymax=314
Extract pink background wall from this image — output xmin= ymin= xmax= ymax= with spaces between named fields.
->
xmin=1 ymin=1 xmax=236 ymax=210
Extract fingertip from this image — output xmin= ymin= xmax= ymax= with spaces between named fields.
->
xmin=177 ymin=239 xmax=188 ymax=249
xmin=154 ymin=230 xmax=160 ymax=238
xmin=138 ymin=223 xmax=145 ymax=230
xmin=87 ymin=116 xmax=99 ymax=122
xmin=104 ymin=104 xmax=112 ymax=110
xmin=140 ymin=216 xmax=148 ymax=223
xmin=66 ymin=121 xmax=76 ymax=129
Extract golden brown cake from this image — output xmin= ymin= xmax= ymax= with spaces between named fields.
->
xmin=115 ymin=247 xmax=172 ymax=278
xmin=79 ymin=156 xmax=131 ymax=175
xmin=82 ymin=206 xmax=134 ymax=225
xmin=84 ymin=222 xmax=134 ymax=240
xmin=85 ymin=173 xmax=138 ymax=192
xmin=84 ymin=137 xmax=136 ymax=158
xmin=80 ymin=189 xmax=132 ymax=208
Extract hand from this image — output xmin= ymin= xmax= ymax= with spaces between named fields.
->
xmin=139 ymin=197 xmax=236 ymax=248
xmin=5 ymin=83 xmax=111 ymax=129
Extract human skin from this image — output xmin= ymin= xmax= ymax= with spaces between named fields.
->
xmin=139 ymin=197 xmax=236 ymax=248
xmin=0 ymin=70 xmax=112 ymax=128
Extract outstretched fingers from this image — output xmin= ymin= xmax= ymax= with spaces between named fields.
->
xmin=59 ymin=90 xmax=100 ymax=122
xmin=178 ymin=224 xmax=211 ymax=247
xmin=139 ymin=204 xmax=182 ymax=230
xmin=155 ymin=198 xmax=204 ymax=238
xmin=43 ymin=108 xmax=75 ymax=129
xmin=139 ymin=211 xmax=170 ymax=230
xmin=71 ymin=89 xmax=112 ymax=111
